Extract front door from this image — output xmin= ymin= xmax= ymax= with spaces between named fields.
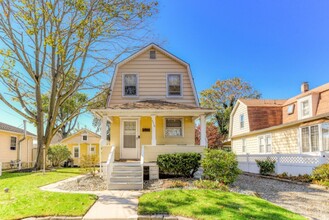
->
xmin=121 ymin=119 xmax=139 ymax=159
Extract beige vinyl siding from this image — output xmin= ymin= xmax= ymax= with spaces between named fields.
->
xmin=61 ymin=131 xmax=101 ymax=145
xmin=232 ymin=125 xmax=300 ymax=155
xmin=109 ymin=49 xmax=197 ymax=106
xmin=0 ymin=131 xmax=35 ymax=165
xmin=232 ymin=102 xmax=250 ymax=136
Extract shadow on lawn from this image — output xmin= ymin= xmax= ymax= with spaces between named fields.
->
xmin=0 ymin=171 xmax=32 ymax=180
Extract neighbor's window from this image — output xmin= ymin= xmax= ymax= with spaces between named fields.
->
xmin=73 ymin=146 xmax=80 ymax=158
xmin=259 ymin=135 xmax=271 ymax=153
xmin=89 ymin=145 xmax=96 ymax=155
xmin=301 ymin=125 xmax=319 ymax=152
xmin=323 ymin=123 xmax=329 ymax=151
xmin=123 ymin=74 xmax=138 ymax=96
xmin=10 ymin=136 xmax=17 ymax=150
xmin=82 ymin=134 xmax=88 ymax=141
xmin=242 ymin=139 xmax=246 ymax=153
xmin=240 ymin=114 xmax=244 ymax=129
xmin=301 ymin=100 xmax=310 ymax=118
xmin=165 ymin=118 xmax=183 ymax=137
xmin=167 ymin=74 xmax=182 ymax=96
xmin=150 ymin=50 xmax=156 ymax=59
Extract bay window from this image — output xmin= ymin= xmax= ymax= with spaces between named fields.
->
xmin=300 ymin=123 xmax=329 ymax=153
xmin=322 ymin=123 xmax=329 ymax=151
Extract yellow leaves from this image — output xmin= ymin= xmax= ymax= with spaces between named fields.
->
xmin=44 ymin=35 xmax=55 ymax=47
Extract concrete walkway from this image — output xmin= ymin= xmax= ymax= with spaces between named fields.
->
xmin=40 ymin=176 xmax=142 ymax=220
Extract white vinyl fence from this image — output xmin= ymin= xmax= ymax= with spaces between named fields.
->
xmin=0 ymin=162 xmax=2 ymax=176
xmin=237 ymin=152 xmax=329 ymax=176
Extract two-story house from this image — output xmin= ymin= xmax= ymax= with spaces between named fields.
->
xmin=92 ymin=44 xmax=214 ymax=189
xmin=229 ymin=82 xmax=329 ymax=155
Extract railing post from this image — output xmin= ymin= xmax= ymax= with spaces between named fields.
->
xmin=319 ymin=151 xmax=327 ymax=165
xmin=246 ymin=153 xmax=250 ymax=172
xmin=275 ymin=154 xmax=281 ymax=174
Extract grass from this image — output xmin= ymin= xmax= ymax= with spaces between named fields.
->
xmin=0 ymin=168 xmax=97 ymax=220
xmin=138 ymin=189 xmax=306 ymax=220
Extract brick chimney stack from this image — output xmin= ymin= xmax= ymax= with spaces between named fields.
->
xmin=301 ymin=82 xmax=309 ymax=93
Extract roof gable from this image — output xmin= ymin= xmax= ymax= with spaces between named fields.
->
xmin=107 ymin=43 xmax=200 ymax=107
xmin=0 ymin=122 xmax=36 ymax=136
xmin=60 ymin=129 xmax=100 ymax=143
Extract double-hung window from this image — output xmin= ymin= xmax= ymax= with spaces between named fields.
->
xmin=123 ymin=74 xmax=138 ymax=96
xmin=73 ymin=146 xmax=80 ymax=158
xmin=298 ymin=96 xmax=312 ymax=119
xmin=165 ymin=118 xmax=183 ymax=137
xmin=242 ymin=139 xmax=246 ymax=153
xmin=89 ymin=145 xmax=96 ymax=155
xmin=10 ymin=137 xmax=17 ymax=150
xmin=167 ymin=74 xmax=182 ymax=96
xmin=82 ymin=134 xmax=88 ymax=141
xmin=259 ymin=134 xmax=271 ymax=153
xmin=322 ymin=123 xmax=329 ymax=151
xmin=240 ymin=114 xmax=244 ymax=129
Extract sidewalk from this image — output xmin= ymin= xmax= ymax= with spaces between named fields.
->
xmin=40 ymin=175 xmax=142 ymax=220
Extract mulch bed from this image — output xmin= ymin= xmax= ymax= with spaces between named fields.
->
xmin=57 ymin=175 xmax=107 ymax=191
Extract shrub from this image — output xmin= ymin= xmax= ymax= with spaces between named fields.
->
xmin=193 ymin=180 xmax=229 ymax=191
xmin=47 ymin=144 xmax=71 ymax=167
xmin=80 ymin=155 xmax=99 ymax=176
xmin=201 ymin=149 xmax=241 ymax=184
xmin=312 ymin=163 xmax=329 ymax=183
xmin=157 ymin=153 xmax=201 ymax=178
xmin=256 ymin=158 xmax=276 ymax=175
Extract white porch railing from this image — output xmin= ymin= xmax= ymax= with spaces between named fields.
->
xmin=141 ymin=145 xmax=145 ymax=182
xmin=143 ymin=145 xmax=205 ymax=162
xmin=104 ymin=145 xmax=115 ymax=184
xmin=237 ymin=152 xmax=329 ymax=176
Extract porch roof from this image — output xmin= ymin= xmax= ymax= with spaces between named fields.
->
xmin=92 ymin=100 xmax=215 ymax=117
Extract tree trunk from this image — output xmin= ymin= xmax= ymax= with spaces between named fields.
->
xmin=34 ymin=84 xmax=45 ymax=170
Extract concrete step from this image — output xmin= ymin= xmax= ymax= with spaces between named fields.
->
xmin=111 ymin=171 xmax=142 ymax=177
xmin=110 ymin=176 xmax=143 ymax=182
xmin=113 ymin=166 xmax=142 ymax=172
xmin=108 ymin=182 xmax=143 ymax=190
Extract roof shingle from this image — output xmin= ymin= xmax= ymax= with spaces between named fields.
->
xmin=0 ymin=122 xmax=36 ymax=136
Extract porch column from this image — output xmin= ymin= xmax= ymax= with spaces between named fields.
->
xmin=151 ymin=115 xmax=156 ymax=146
xmin=100 ymin=117 xmax=107 ymax=171
xmin=200 ymin=114 xmax=207 ymax=146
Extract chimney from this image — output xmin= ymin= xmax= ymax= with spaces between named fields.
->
xmin=301 ymin=82 xmax=309 ymax=93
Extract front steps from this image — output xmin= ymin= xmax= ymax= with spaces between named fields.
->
xmin=108 ymin=163 xmax=143 ymax=190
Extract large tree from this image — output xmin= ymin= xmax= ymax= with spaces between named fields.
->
xmin=0 ymin=0 xmax=158 ymax=169
xmin=200 ymin=77 xmax=261 ymax=138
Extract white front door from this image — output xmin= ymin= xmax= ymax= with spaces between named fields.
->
xmin=121 ymin=119 xmax=140 ymax=159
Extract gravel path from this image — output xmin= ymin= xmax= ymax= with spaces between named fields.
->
xmin=232 ymin=174 xmax=329 ymax=220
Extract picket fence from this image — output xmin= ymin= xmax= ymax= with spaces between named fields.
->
xmin=236 ymin=152 xmax=329 ymax=176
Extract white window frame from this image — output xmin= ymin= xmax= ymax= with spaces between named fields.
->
xmin=81 ymin=134 xmax=88 ymax=142
xmin=240 ymin=114 xmax=244 ymax=129
xmin=258 ymin=134 xmax=272 ymax=153
xmin=122 ymin=73 xmax=139 ymax=97
xmin=322 ymin=122 xmax=329 ymax=151
xmin=242 ymin=139 xmax=246 ymax=153
xmin=164 ymin=117 xmax=184 ymax=138
xmin=10 ymin=136 xmax=17 ymax=150
xmin=89 ymin=145 xmax=96 ymax=155
xmin=299 ymin=124 xmax=322 ymax=153
xmin=73 ymin=146 xmax=80 ymax=158
xmin=149 ymin=50 xmax=156 ymax=59
xmin=287 ymin=104 xmax=295 ymax=115
xmin=166 ymin=73 xmax=183 ymax=97
xmin=298 ymin=95 xmax=312 ymax=120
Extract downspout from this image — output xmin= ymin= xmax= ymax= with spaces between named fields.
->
xmin=18 ymin=120 xmax=27 ymax=170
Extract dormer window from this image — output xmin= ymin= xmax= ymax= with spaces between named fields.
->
xmin=150 ymin=50 xmax=156 ymax=59
xmin=123 ymin=74 xmax=138 ymax=96
xmin=298 ymin=95 xmax=312 ymax=119
xmin=240 ymin=114 xmax=244 ymax=129
xmin=287 ymin=104 xmax=295 ymax=115
xmin=167 ymin=74 xmax=182 ymax=96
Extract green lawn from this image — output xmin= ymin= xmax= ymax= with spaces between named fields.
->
xmin=0 ymin=168 xmax=97 ymax=220
xmin=138 ymin=189 xmax=305 ymax=220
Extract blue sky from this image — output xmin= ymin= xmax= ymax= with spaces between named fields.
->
xmin=1 ymin=0 xmax=329 ymax=134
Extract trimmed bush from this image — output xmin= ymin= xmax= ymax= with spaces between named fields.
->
xmin=193 ymin=180 xmax=229 ymax=191
xmin=157 ymin=153 xmax=201 ymax=178
xmin=312 ymin=163 xmax=329 ymax=184
xmin=256 ymin=158 xmax=276 ymax=175
xmin=201 ymin=149 xmax=241 ymax=184
xmin=47 ymin=144 xmax=71 ymax=167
